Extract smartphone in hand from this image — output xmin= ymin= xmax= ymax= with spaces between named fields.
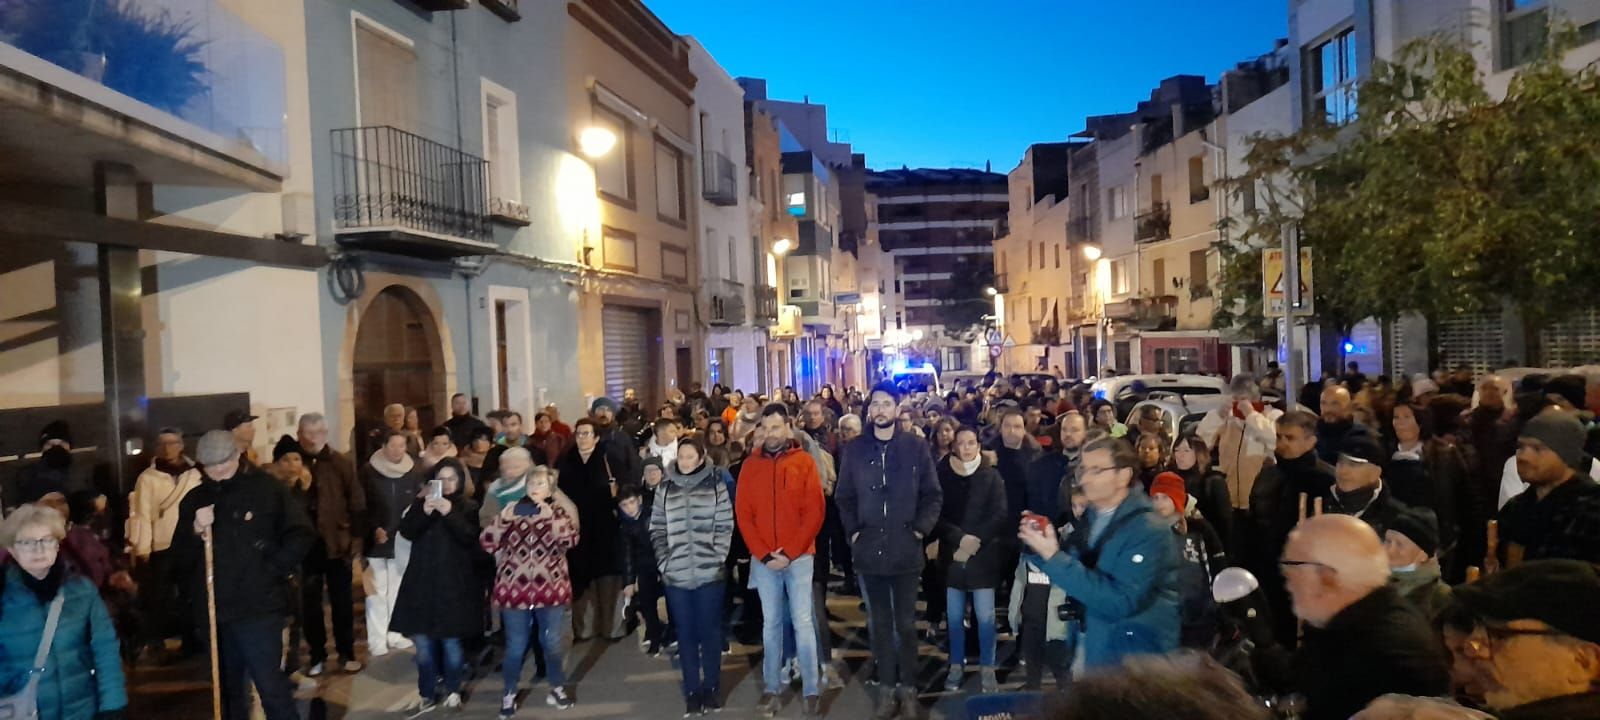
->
xmin=428 ymin=480 xmax=443 ymax=501
xmin=513 ymin=500 xmax=542 ymax=517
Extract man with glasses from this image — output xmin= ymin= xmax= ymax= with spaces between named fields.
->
xmin=837 ymin=383 xmax=942 ymax=720
xmin=1355 ymin=559 xmax=1600 ymax=719
xmin=1277 ymin=514 xmax=1449 ymax=720
xmin=1496 ymin=408 xmax=1600 ymax=566
xmin=1016 ymin=434 xmax=1178 ymax=673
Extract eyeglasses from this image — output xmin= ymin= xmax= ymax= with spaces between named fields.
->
xmin=1278 ymin=559 xmax=1332 ymax=571
xmin=1464 ymin=624 xmax=1566 ymax=656
xmin=1075 ymin=464 xmax=1117 ymax=478
xmin=14 ymin=538 xmax=59 ymax=553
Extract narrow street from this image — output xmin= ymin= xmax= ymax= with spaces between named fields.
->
xmin=128 ymin=585 xmax=1021 ymax=719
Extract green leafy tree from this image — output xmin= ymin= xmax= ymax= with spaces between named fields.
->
xmin=937 ymin=261 xmax=995 ymax=339
xmin=1218 ymin=26 xmax=1600 ymax=361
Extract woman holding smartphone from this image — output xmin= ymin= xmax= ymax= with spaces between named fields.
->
xmin=651 ymin=437 xmax=735 ymax=716
xmin=391 ymin=458 xmax=485 ymax=714
xmin=480 ymin=465 xmax=581 ymax=719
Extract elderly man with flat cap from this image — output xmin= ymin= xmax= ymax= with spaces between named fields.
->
xmin=172 ymin=430 xmax=314 ymax=720
xmin=1496 ymin=408 xmax=1600 ymax=566
xmin=1276 ymin=514 xmax=1450 ymax=720
xmin=1356 ymin=559 xmax=1600 ymax=720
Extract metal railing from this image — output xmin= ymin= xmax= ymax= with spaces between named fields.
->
xmin=1135 ymin=202 xmax=1171 ymax=242
xmin=702 ymin=150 xmax=738 ymax=205
xmin=754 ymin=285 xmax=780 ymax=323
xmin=331 ymin=126 xmax=491 ymax=242
xmin=479 ymin=0 xmax=520 ymax=21
xmin=706 ymin=278 xmax=747 ymax=326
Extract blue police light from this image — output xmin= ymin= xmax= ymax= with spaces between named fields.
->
xmin=1342 ymin=340 xmax=1355 ymax=354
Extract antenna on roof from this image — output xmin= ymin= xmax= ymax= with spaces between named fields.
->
xmin=985 ymin=160 xmax=991 ymax=173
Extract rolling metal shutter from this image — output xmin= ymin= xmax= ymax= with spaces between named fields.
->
xmin=603 ymin=305 xmax=653 ymax=404
xmin=1541 ymin=308 xmax=1600 ymax=367
xmin=1436 ymin=312 xmax=1504 ymax=376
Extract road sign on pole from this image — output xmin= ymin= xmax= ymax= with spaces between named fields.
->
xmin=1263 ymin=247 xmax=1315 ymax=317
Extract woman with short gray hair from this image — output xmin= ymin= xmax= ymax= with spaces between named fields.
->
xmin=0 ymin=504 xmax=128 ymax=720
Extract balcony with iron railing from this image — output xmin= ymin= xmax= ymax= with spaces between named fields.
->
xmin=330 ymin=126 xmax=492 ymax=257
xmin=702 ymin=149 xmax=738 ymax=206
xmin=479 ymin=0 xmax=520 ymax=21
xmin=754 ymin=285 xmax=780 ymax=324
xmin=705 ymin=278 xmax=747 ymax=326
xmin=407 ymin=0 xmax=470 ymax=11
xmin=1135 ymin=202 xmax=1171 ymax=243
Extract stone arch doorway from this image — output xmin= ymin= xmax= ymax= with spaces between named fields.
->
xmin=341 ymin=280 xmax=453 ymax=453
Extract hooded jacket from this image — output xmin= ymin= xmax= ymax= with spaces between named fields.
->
xmin=1198 ymin=404 xmax=1282 ymax=509
xmin=128 ymin=458 xmax=203 ymax=557
xmin=836 ymin=429 xmax=943 ymax=577
xmin=650 ymin=460 xmax=735 ymax=589
xmin=1030 ymin=491 xmax=1180 ymax=669
xmin=735 ymin=439 xmax=825 ymax=562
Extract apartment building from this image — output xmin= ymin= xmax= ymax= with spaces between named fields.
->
xmin=1290 ymin=0 xmax=1600 ymax=375
xmin=994 ymin=143 xmax=1078 ymax=374
xmin=867 ymin=167 xmax=1009 ymax=373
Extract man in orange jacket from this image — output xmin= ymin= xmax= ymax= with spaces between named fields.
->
xmin=736 ymin=403 xmax=827 ymax=719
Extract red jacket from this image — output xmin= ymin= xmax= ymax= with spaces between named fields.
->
xmin=736 ymin=440 xmax=825 ymax=561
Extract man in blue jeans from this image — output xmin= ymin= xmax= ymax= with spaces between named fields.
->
xmin=837 ymin=384 xmax=943 ymax=720
xmin=737 ymin=404 xmax=828 ymax=718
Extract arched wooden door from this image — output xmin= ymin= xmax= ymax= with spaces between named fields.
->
xmin=352 ymin=285 xmax=442 ymax=441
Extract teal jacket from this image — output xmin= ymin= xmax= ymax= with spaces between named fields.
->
xmin=0 ymin=564 xmax=127 ymax=719
xmin=1029 ymin=492 xmax=1180 ymax=669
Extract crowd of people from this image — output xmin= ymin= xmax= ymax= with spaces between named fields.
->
xmin=0 ymin=362 xmax=1597 ymax=720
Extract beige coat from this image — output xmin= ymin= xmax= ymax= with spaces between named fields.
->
xmin=1197 ymin=405 xmax=1281 ymax=509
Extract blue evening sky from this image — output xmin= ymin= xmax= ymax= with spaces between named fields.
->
xmin=648 ymin=0 xmax=1287 ymax=172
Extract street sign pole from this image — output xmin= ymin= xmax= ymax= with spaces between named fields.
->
xmin=1281 ymin=225 xmax=1300 ymax=411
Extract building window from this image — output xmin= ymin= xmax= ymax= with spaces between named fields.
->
xmin=602 ymin=226 xmax=637 ymax=272
xmin=1054 ymin=244 xmax=1061 ymax=269
xmin=1027 ymin=242 xmax=1034 ymax=270
xmin=1307 ymin=27 xmax=1358 ymax=126
xmin=1189 ymin=249 xmax=1209 ymax=293
xmin=662 ymin=244 xmax=689 ymax=283
xmin=655 ymin=140 xmax=685 ymax=222
xmin=592 ymin=106 xmax=633 ymax=203
xmin=1107 ymin=185 xmax=1127 ymax=219
xmin=1150 ymin=174 xmax=1164 ymax=205
xmin=481 ymin=79 xmax=521 ymax=200
xmin=1111 ymin=259 xmax=1129 ymax=295
xmin=1188 ymin=156 xmax=1208 ymax=204
xmin=727 ymin=236 xmax=738 ymax=282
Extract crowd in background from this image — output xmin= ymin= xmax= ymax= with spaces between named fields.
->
xmin=1 ymin=360 xmax=1597 ymax=720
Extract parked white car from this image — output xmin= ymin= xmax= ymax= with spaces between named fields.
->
xmin=1091 ymin=374 xmax=1230 ymax=419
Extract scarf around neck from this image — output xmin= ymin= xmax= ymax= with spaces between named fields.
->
xmin=368 ymin=451 xmax=415 ymax=478
xmin=951 ymin=455 xmax=981 ymax=477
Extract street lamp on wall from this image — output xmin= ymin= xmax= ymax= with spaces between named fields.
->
xmin=984 ymin=286 xmax=998 ymax=297
xmin=578 ymin=126 xmax=617 ymax=159
xmin=772 ymin=238 xmax=793 ymax=256
xmin=1081 ymin=242 xmax=1103 ymax=261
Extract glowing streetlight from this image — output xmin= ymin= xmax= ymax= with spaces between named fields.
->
xmin=1081 ymin=243 xmax=1103 ymax=261
xmin=772 ymin=238 xmax=793 ymax=255
xmin=578 ymin=126 xmax=617 ymax=159
xmin=984 ymin=286 xmax=998 ymax=297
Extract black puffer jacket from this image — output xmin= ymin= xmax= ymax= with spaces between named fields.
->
xmin=391 ymin=493 xmax=486 ymax=638
xmin=934 ymin=457 xmax=1007 ymax=590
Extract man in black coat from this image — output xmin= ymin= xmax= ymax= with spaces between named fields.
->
xmin=836 ymin=383 xmax=942 ymax=720
xmin=1316 ymin=385 xmax=1375 ymax=466
xmin=1275 ymin=514 xmax=1449 ymax=720
xmin=589 ymin=396 xmax=641 ymax=487
xmin=441 ymin=393 xmax=487 ymax=449
xmin=1249 ymin=410 xmax=1336 ymax=646
xmin=1321 ymin=432 xmax=1409 ymax=538
xmin=174 ymin=430 xmax=314 ymax=720
xmin=1025 ymin=411 xmax=1085 ymax=524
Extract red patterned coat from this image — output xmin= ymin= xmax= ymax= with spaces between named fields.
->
xmin=479 ymin=499 xmax=580 ymax=608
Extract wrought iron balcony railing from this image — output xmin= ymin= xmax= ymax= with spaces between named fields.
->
xmin=331 ymin=126 xmax=491 ymax=242
xmin=1135 ymin=202 xmax=1171 ymax=243
xmin=702 ymin=150 xmax=738 ymax=206
xmin=754 ymin=285 xmax=780 ymax=324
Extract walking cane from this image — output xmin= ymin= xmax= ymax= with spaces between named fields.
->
xmin=1484 ymin=519 xmax=1499 ymax=575
xmin=205 ymin=528 xmax=222 ymax=720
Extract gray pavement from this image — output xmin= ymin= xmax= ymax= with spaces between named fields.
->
xmin=129 ymin=587 xmax=1058 ymax=719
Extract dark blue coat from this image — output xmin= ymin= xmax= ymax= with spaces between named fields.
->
xmin=1031 ymin=492 xmax=1180 ymax=669
xmin=836 ymin=430 xmax=942 ymax=577
xmin=1025 ymin=450 xmax=1079 ymax=523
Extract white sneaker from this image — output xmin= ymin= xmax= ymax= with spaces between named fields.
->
xmin=369 ymin=645 xmax=389 ymax=658
xmin=306 ymin=662 xmax=325 ymax=677
xmin=443 ymin=693 xmax=462 ymax=709
xmin=389 ymin=634 xmax=414 ymax=650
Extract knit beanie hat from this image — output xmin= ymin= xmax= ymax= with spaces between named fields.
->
xmin=1387 ymin=506 xmax=1440 ymax=557
xmin=591 ymin=396 xmax=618 ymax=414
xmin=272 ymin=434 xmax=303 ymax=464
xmin=1520 ymin=409 xmax=1587 ymax=470
xmin=39 ymin=420 xmax=71 ymax=448
xmin=1149 ymin=471 xmax=1187 ymax=513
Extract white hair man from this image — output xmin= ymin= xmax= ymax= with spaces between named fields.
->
xmin=1281 ymin=514 xmax=1450 ymax=720
xmin=293 ymin=412 xmax=367 ymax=676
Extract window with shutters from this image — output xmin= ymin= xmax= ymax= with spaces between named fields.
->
xmin=662 ymin=245 xmax=689 ymax=283
xmin=592 ymin=106 xmax=633 ymax=204
xmin=655 ymin=140 xmax=686 ymax=223
xmin=481 ymin=78 xmax=520 ymax=200
xmin=602 ymin=227 xmax=637 ymax=272
xmin=355 ymin=20 xmax=419 ymax=133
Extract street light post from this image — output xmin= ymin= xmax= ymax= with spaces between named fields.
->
xmin=1281 ymin=225 xmax=1301 ymax=411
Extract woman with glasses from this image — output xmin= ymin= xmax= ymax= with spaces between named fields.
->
xmin=391 ymin=458 xmax=486 ymax=714
xmin=0 ymin=504 xmax=127 ymax=720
